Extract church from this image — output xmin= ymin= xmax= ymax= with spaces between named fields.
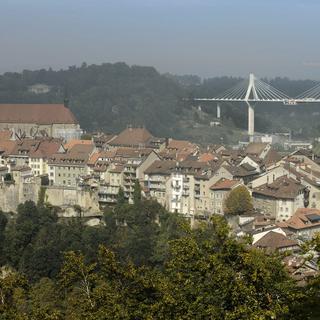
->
xmin=0 ymin=103 xmax=82 ymax=141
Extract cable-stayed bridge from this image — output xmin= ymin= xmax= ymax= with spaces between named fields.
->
xmin=194 ymin=73 xmax=320 ymax=138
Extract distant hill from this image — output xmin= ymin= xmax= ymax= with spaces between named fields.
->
xmin=1 ymin=62 xmax=320 ymax=143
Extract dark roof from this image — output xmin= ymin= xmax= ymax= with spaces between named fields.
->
xmin=0 ymin=104 xmax=78 ymax=124
xmin=144 ymin=160 xmax=176 ymax=175
xmin=253 ymin=176 xmax=305 ymax=200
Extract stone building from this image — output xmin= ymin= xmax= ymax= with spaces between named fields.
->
xmin=0 ymin=104 xmax=82 ymax=141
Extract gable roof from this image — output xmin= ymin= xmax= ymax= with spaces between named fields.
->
xmin=0 ymin=104 xmax=78 ymax=125
xmin=109 ymin=127 xmax=153 ymax=147
xmin=253 ymin=231 xmax=298 ymax=252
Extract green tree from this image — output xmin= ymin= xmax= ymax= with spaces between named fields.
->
xmin=224 ymin=185 xmax=253 ymax=215
xmin=156 ymin=216 xmax=298 ymax=319
xmin=116 ymin=186 xmax=126 ymax=205
xmin=0 ymin=211 xmax=8 ymax=265
xmin=133 ymin=180 xmax=142 ymax=205
xmin=0 ymin=268 xmax=29 ymax=318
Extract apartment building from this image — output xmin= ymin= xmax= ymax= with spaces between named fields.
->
xmin=252 ymin=176 xmax=306 ymax=222
xmin=48 ymin=143 xmax=94 ymax=187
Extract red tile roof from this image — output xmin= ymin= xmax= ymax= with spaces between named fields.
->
xmin=0 ymin=140 xmax=16 ymax=155
xmin=199 ymin=152 xmax=217 ymax=163
xmin=0 ymin=104 xmax=78 ymax=125
xmin=0 ymin=130 xmax=12 ymax=140
xmin=64 ymin=139 xmax=93 ymax=150
xmin=210 ymin=178 xmax=241 ymax=190
xmin=280 ymin=208 xmax=320 ymax=230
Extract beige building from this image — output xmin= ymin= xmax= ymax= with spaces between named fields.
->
xmin=252 ymin=176 xmax=306 ymax=222
xmin=48 ymin=144 xmax=94 ymax=187
xmin=144 ymin=160 xmax=220 ymax=217
xmin=209 ymin=179 xmax=242 ymax=215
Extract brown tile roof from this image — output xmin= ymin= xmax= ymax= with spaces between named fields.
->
xmin=245 ymin=142 xmax=269 ymax=156
xmin=167 ymin=139 xmax=197 ymax=151
xmin=64 ymin=139 xmax=93 ymax=150
xmin=109 ymin=127 xmax=153 ymax=147
xmin=199 ymin=152 xmax=218 ymax=163
xmin=49 ymin=144 xmax=94 ymax=165
xmin=87 ymin=151 xmax=101 ymax=166
xmin=253 ymin=176 xmax=305 ymax=200
xmin=0 ymin=140 xmax=17 ymax=155
xmin=114 ymin=147 xmax=153 ymax=158
xmin=280 ymin=208 xmax=320 ymax=231
xmin=0 ymin=130 xmax=12 ymax=140
xmin=0 ymin=104 xmax=78 ymax=124
xmin=145 ymin=160 xmax=210 ymax=177
xmin=158 ymin=149 xmax=177 ymax=160
xmin=144 ymin=160 xmax=176 ymax=175
xmin=210 ymin=178 xmax=241 ymax=190
xmin=264 ymin=149 xmax=282 ymax=167
xmin=253 ymin=231 xmax=298 ymax=252
xmin=224 ymin=164 xmax=258 ymax=177
xmin=8 ymin=138 xmax=63 ymax=159
xmin=29 ymin=140 xmax=63 ymax=159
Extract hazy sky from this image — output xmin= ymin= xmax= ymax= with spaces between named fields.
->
xmin=1 ymin=0 xmax=320 ymax=79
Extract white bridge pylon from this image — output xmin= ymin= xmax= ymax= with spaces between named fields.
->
xmin=194 ymin=73 xmax=320 ymax=137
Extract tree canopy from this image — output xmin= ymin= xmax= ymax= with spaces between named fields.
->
xmin=224 ymin=186 xmax=254 ymax=216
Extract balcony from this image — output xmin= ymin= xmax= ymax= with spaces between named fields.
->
xmin=98 ymin=195 xmax=117 ymax=203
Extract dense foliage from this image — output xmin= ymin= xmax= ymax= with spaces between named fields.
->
xmin=1 ymin=194 xmax=320 ymax=319
xmin=1 ymin=62 xmax=320 ymax=143
xmin=224 ymin=185 xmax=254 ymax=216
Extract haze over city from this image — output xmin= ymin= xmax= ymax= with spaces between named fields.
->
xmin=1 ymin=0 xmax=320 ymax=78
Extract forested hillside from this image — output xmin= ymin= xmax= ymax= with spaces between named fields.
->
xmin=1 ymin=62 xmax=320 ymax=142
xmin=1 ymin=198 xmax=320 ymax=319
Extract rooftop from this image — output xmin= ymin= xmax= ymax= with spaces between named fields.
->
xmin=253 ymin=231 xmax=298 ymax=252
xmin=253 ymin=176 xmax=305 ymax=200
xmin=0 ymin=104 xmax=78 ymax=125
xmin=210 ymin=178 xmax=240 ymax=191
xmin=109 ymin=127 xmax=153 ymax=147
